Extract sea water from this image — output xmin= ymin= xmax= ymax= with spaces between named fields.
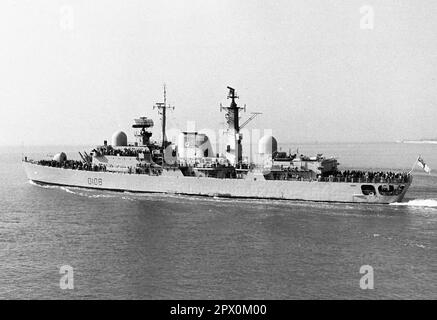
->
xmin=0 ymin=143 xmax=435 ymax=299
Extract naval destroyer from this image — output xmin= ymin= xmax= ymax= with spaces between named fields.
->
xmin=23 ymin=86 xmax=411 ymax=204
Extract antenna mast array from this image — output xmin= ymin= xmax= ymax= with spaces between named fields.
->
xmin=154 ymin=84 xmax=175 ymax=149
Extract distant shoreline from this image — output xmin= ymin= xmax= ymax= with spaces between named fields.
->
xmin=401 ymin=140 xmax=437 ymax=144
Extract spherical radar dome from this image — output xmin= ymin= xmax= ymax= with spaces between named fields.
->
xmin=53 ymin=152 xmax=67 ymax=162
xmin=258 ymin=135 xmax=278 ymax=154
xmin=112 ymin=130 xmax=128 ymax=147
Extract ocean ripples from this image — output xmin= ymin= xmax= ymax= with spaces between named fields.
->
xmin=364 ymin=232 xmax=430 ymax=250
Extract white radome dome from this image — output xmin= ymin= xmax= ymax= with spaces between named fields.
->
xmin=53 ymin=152 xmax=67 ymax=162
xmin=258 ymin=135 xmax=278 ymax=154
xmin=112 ymin=130 xmax=128 ymax=147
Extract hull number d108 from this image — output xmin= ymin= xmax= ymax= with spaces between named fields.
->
xmin=88 ymin=178 xmax=103 ymax=186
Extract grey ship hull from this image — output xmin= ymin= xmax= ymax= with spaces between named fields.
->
xmin=23 ymin=162 xmax=410 ymax=204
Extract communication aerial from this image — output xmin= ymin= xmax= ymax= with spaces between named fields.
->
xmin=154 ymin=84 xmax=175 ymax=149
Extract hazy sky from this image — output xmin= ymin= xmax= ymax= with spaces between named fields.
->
xmin=0 ymin=0 xmax=436 ymax=146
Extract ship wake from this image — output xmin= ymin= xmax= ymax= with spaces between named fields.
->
xmin=29 ymin=181 xmax=136 ymax=201
xmin=390 ymin=199 xmax=437 ymax=208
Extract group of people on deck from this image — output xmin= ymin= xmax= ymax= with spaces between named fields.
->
xmin=37 ymin=160 xmax=107 ymax=172
xmin=329 ymin=170 xmax=410 ymax=183
xmin=93 ymin=146 xmax=146 ymax=158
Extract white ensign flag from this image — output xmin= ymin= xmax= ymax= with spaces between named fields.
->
xmin=417 ymin=156 xmax=431 ymax=174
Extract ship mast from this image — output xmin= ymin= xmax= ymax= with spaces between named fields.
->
xmin=220 ymin=87 xmax=262 ymax=166
xmin=154 ymin=84 xmax=174 ymax=149
xmin=220 ymin=86 xmax=246 ymax=165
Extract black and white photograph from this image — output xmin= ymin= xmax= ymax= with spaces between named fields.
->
xmin=0 ymin=0 xmax=436 ymax=306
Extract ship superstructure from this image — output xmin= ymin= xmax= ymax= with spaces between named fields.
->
xmin=23 ymin=86 xmax=412 ymax=204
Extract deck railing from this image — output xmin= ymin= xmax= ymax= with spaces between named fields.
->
xmin=318 ymin=176 xmax=410 ymax=184
xmin=24 ymin=158 xmax=411 ymax=183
